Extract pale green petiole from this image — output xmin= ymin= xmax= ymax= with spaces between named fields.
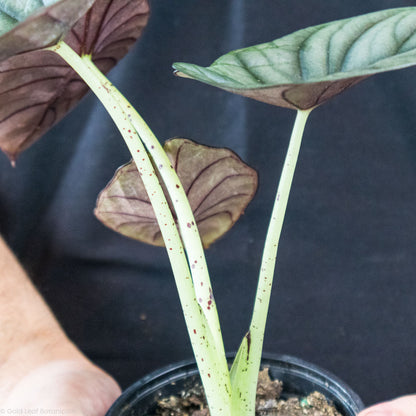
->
xmin=230 ymin=109 xmax=311 ymax=416
xmin=49 ymin=37 xmax=311 ymax=416
xmin=48 ymin=40 xmax=231 ymax=416
xmin=84 ymin=59 xmax=227 ymax=371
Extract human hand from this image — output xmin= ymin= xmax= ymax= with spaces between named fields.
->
xmin=0 ymin=359 xmax=121 ymax=416
xmin=358 ymin=395 xmax=416 ymax=416
xmin=0 ymin=339 xmax=121 ymax=416
xmin=0 ymin=235 xmax=121 ymax=416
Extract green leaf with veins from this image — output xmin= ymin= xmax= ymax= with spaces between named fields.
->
xmin=0 ymin=0 xmax=150 ymax=161
xmin=173 ymin=7 xmax=416 ymax=110
xmin=95 ymin=138 xmax=258 ymax=249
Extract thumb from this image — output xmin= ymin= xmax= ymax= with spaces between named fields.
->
xmin=358 ymin=395 xmax=416 ymax=416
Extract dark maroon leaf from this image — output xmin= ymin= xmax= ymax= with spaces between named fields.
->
xmin=0 ymin=0 xmax=150 ymax=161
xmin=95 ymin=138 xmax=258 ymax=248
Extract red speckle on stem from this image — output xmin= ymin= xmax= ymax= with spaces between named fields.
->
xmin=208 ymin=300 xmax=212 ymax=306
xmin=193 ymin=329 xmax=197 ymax=334
xmin=246 ymin=331 xmax=251 ymax=361
xmin=176 ymin=184 xmax=180 ymax=189
xmin=207 ymin=373 xmax=211 ymax=378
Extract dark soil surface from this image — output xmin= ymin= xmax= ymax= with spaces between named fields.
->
xmin=154 ymin=368 xmax=343 ymax=416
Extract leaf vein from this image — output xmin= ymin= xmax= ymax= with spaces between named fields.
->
xmin=195 ymin=193 xmax=251 ymax=218
xmin=185 ymin=155 xmax=237 ymax=197
xmin=192 ymin=172 xmax=251 ymax=216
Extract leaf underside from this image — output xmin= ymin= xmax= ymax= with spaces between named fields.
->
xmin=0 ymin=0 xmax=150 ymax=161
xmin=173 ymin=7 xmax=416 ymax=110
xmin=0 ymin=0 xmax=61 ymax=36
xmin=95 ymin=138 xmax=258 ymax=249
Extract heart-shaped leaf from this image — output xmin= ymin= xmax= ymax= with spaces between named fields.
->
xmin=173 ymin=7 xmax=416 ymax=110
xmin=0 ymin=0 xmax=150 ymax=160
xmin=95 ymin=138 xmax=258 ymax=248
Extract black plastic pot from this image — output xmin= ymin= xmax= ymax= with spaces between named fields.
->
xmin=106 ymin=354 xmax=364 ymax=416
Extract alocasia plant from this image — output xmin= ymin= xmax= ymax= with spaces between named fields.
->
xmin=2 ymin=3 xmax=416 ymax=416
xmin=0 ymin=1 xmax=257 ymax=414
xmin=172 ymin=7 xmax=416 ymax=415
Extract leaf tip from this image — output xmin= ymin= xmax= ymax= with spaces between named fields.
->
xmin=172 ymin=62 xmax=200 ymax=80
xmin=3 ymin=149 xmax=18 ymax=167
xmin=172 ymin=69 xmax=192 ymax=80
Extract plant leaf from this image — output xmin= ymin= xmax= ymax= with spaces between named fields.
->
xmin=0 ymin=0 xmax=150 ymax=160
xmin=95 ymin=138 xmax=258 ymax=248
xmin=0 ymin=0 xmax=94 ymax=62
xmin=0 ymin=0 xmax=57 ymax=35
xmin=173 ymin=7 xmax=416 ymax=110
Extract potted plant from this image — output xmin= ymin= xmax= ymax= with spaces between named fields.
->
xmin=105 ymin=354 xmax=364 ymax=416
xmin=1 ymin=2 xmax=416 ymax=415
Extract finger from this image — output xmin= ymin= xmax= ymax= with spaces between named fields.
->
xmin=359 ymin=395 xmax=416 ymax=416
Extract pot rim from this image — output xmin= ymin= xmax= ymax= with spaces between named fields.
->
xmin=108 ymin=353 xmax=364 ymax=415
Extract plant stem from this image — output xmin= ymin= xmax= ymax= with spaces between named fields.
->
xmin=231 ymin=109 xmax=311 ymax=416
xmin=85 ymin=60 xmax=226 ymax=367
xmin=253 ymin=109 xmax=311 ymax=338
xmin=48 ymin=41 xmax=231 ymax=416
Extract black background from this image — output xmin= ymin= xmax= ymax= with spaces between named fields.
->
xmin=1 ymin=0 xmax=416 ymax=407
